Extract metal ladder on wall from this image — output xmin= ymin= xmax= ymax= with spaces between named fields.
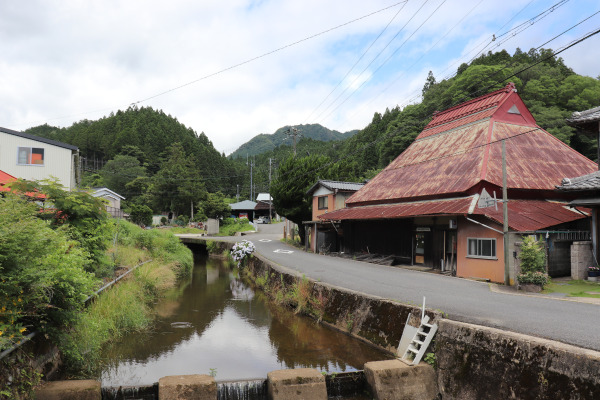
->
xmin=399 ymin=314 xmax=438 ymax=366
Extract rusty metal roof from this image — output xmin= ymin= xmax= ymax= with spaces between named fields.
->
xmin=474 ymin=200 xmax=587 ymax=231
xmin=419 ymin=83 xmax=516 ymax=138
xmin=347 ymin=86 xmax=597 ymax=207
xmin=318 ymin=196 xmax=475 ymax=221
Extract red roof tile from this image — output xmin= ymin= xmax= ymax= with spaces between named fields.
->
xmin=318 ymin=197 xmax=475 ymax=221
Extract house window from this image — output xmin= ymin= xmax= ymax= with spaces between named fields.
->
xmin=17 ymin=147 xmax=45 ymax=166
xmin=467 ymin=238 xmax=496 ymax=259
xmin=318 ymin=196 xmax=328 ymax=210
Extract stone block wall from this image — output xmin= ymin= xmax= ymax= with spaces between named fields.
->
xmin=571 ymin=241 xmax=593 ymax=280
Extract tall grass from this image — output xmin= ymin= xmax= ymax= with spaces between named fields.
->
xmin=60 ymin=220 xmax=193 ymax=377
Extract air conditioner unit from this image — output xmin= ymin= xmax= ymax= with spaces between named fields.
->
xmin=449 ymin=219 xmax=457 ymax=229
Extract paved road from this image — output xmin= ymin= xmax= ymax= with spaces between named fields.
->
xmin=190 ymin=222 xmax=600 ymax=351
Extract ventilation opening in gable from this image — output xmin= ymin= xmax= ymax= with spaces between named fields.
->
xmin=508 ymin=104 xmax=521 ymax=115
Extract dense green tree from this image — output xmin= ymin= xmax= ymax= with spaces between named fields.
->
xmin=271 ymin=155 xmax=352 ymax=244
xmin=197 ymin=192 xmax=231 ymax=220
xmin=149 ymin=143 xmax=207 ymax=216
xmin=100 ymin=154 xmax=147 ymax=197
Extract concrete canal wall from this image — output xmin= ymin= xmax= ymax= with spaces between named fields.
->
xmin=232 ymin=240 xmax=600 ymax=399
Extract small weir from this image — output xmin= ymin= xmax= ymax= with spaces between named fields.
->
xmin=217 ymin=379 xmax=268 ymax=400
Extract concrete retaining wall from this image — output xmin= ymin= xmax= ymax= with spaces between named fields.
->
xmin=243 ymin=247 xmax=600 ymax=399
xmin=436 ymin=319 xmax=600 ymax=399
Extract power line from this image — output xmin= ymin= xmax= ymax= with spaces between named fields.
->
xmin=312 ymin=0 xmax=434 ymax=123
xmin=132 ymin=1 xmax=409 ymax=105
xmin=318 ymin=0 xmax=447 ymax=124
xmin=303 ymin=1 xmax=409 ymax=123
xmin=272 ymin=25 xmax=600 ymax=185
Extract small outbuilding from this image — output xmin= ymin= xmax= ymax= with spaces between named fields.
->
xmin=304 ymin=180 xmax=365 ymax=254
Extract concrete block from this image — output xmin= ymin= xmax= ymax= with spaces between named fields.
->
xmin=267 ymin=368 xmax=327 ymax=400
xmin=158 ymin=374 xmax=216 ymax=400
xmin=364 ymin=359 xmax=438 ymax=400
xmin=35 ymin=380 xmax=101 ymax=400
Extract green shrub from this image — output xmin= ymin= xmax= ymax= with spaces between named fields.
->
xmin=129 ymin=204 xmax=153 ymax=226
xmin=0 ymin=194 xmax=99 ymax=350
xmin=517 ymin=236 xmax=549 ymax=286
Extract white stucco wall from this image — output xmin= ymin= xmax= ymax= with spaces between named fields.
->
xmin=0 ymin=131 xmax=76 ymax=190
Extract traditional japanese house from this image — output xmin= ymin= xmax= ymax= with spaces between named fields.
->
xmin=318 ymin=83 xmax=597 ymax=284
xmin=304 ymin=180 xmax=365 ymax=253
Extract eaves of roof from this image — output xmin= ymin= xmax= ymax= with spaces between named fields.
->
xmin=318 ymin=196 xmax=476 ymax=221
xmin=306 ymin=180 xmax=365 ymax=196
xmin=556 ymin=170 xmax=600 ymax=191
xmin=0 ymin=126 xmax=79 ymax=151
xmin=566 ymin=105 xmax=600 ymax=125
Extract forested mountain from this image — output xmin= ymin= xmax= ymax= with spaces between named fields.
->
xmin=23 ymin=48 xmax=599 ymax=220
xmin=228 ymin=124 xmax=358 ymax=159
xmin=26 ymin=106 xmax=241 ymax=216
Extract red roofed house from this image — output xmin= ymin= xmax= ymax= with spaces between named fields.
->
xmin=319 ymin=83 xmax=597 ymax=284
xmin=0 ymin=170 xmax=17 ymax=193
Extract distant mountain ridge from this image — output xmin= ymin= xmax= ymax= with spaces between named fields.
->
xmin=229 ymin=123 xmax=358 ymax=159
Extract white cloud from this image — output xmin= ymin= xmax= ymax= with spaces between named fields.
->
xmin=1 ymin=0 xmax=598 ymax=154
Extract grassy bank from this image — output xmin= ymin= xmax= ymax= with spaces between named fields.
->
xmin=59 ymin=220 xmax=193 ymax=377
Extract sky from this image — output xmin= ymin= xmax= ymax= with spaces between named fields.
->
xmin=1 ymin=0 xmax=599 ymax=155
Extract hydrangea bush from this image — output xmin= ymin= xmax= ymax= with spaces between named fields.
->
xmin=231 ymin=240 xmax=255 ymax=268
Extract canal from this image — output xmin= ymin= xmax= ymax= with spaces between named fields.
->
xmin=98 ymin=254 xmax=393 ymax=386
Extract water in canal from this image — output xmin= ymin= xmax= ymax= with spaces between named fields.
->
xmin=99 ymin=255 xmax=392 ymax=386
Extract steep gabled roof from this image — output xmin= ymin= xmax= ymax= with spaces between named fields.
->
xmin=0 ymin=126 xmax=78 ymax=151
xmin=347 ymin=84 xmax=597 ymax=207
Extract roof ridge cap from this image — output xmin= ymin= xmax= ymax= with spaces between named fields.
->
xmin=432 ymin=83 xmax=514 ymax=119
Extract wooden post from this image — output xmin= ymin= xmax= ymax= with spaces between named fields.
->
xmin=502 ymin=140 xmax=510 ymax=285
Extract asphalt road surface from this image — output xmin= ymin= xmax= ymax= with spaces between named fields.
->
xmin=202 ymin=222 xmax=600 ymax=351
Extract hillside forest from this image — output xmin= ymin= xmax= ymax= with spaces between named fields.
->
xmin=26 ymin=48 xmax=600 ymax=221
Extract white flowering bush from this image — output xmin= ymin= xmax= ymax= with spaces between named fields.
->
xmin=231 ymin=240 xmax=255 ymax=268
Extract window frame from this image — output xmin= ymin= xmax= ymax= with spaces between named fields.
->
xmin=317 ymin=195 xmax=329 ymax=210
xmin=17 ymin=147 xmax=45 ymax=166
xmin=467 ymin=237 xmax=497 ymax=259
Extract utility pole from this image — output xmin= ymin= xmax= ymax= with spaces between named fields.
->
xmin=502 ymin=140 xmax=510 ymax=286
xmin=249 ymin=157 xmax=255 ymax=201
xmin=236 ymin=184 xmax=239 ymax=202
xmin=269 ymin=158 xmax=275 ymax=221
xmin=285 ymin=127 xmax=301 ymax=156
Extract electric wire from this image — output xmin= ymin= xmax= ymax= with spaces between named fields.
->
xmin=302 ymin=1 xmax=409 ymax=124
xmin=318 ymin=0 xmax=448 ymax=124
xmin=311 ymin=0 xmax=431 ymax=123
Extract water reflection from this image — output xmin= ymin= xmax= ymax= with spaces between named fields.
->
xmin=99 ymin=255 xmax=392 ymax=386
